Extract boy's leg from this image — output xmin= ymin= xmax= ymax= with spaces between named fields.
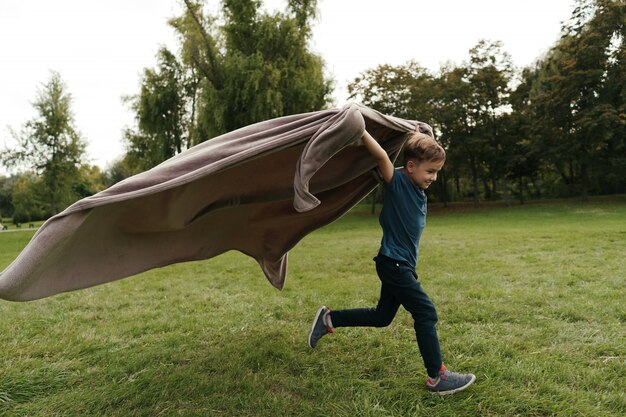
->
xmin=376 ymin=257 xmax=476 ymax=394
xmin=329 ymin=284 xmax=400 ymax=328
xmin=308 ymin=259 xmax=400 ymax=348
xmin=375 ymin=256 xmax=442 ymax=378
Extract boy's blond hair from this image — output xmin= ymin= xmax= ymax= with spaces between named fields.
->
xmin=403 ymin=132 xmax=446 ymax=166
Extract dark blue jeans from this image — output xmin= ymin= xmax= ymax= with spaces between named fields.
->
xmin=329 ymin=255 xmax=443 ymax=378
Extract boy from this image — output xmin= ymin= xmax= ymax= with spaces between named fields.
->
xmin=308 ymin=130 xmax=476 ymax=395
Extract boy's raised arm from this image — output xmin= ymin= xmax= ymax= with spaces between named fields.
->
xmin=361 ymin=130 xmax=394 ymax=183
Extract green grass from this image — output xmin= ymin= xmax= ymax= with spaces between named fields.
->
xmin=1 ymin=197 xmax=625 ymax=416
xmin=0 ymin=218 xmax=43 ymax=232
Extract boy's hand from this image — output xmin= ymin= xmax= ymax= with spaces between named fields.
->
xmin=361 ymin=130 xmax=394 ymax=183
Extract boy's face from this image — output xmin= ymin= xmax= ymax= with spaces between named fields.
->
xmin=405 ymin=159 xmax=445 ymax=190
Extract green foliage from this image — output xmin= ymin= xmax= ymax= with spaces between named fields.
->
xmin=72 ymin=165 xmax=108 ymax=199
xmin=2 ymin=71 xmax=87 ymax=215
xmin=347 ymin=0 xmax=624 ymax=203
xmin=348 ymin=42 xmax=517 ymax=206
xmin=0 ymin=199 xmax=624 ymax=415
xmin=466 ymin=40 xmax=515 ymax=198
xmin=10 ymin=173 xmax=49 ymax=223
xmin=521 ymin=0 xmax=625 ymax=199
xmin=0 ymin=176 xmax=16 ymax=218
xmin=124 ymin=48 xmax=189 ymax=172
xmin=0 ymin=72 xmax=109 ymax=221
xmin=102 ymin=156 xmax=143 ymax=186
xmin=349 ymin=61 xmax=436 ymax=122
xmin=7 ymin=166 xmax=107 ymax=223
xmin=125 ymin=0 xmax=332 ymax=172
xmin=195 ymin=0 xmax=332 ymax=136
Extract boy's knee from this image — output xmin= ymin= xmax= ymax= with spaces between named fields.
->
xmin=411 ymin=306 xmax=438 ymax=327
xmin=373 ymin=316 xmax=394 ymax=327
xmin=372 ymin=310 xmax=395 ymax=327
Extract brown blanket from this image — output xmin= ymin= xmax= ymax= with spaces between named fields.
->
xmin=0 ymin=103 xmax=431 ymax=301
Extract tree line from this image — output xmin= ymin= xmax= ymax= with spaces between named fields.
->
xmin=350 ymin=0 xmax=624 ymax=206
xmin=1 ymin=0 xmax=623 ymax=223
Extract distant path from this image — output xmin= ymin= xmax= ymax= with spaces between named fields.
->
xmin=0 ymin=228 xmax=38 ymax=234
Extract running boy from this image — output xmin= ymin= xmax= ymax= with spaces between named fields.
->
xmin=308 ymin=129 xmax=476 ymax=395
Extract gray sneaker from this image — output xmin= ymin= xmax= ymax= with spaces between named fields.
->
xmin=308 ymin=306 xmax=332 ymax=348
xmin=425 ymin=365 xmax=476 ymax=395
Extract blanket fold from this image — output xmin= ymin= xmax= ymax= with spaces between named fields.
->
xmin=0 ymin=103 xmax=429 ymax=301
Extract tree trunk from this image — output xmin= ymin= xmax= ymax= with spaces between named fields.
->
xmin=518 ymin=175 xmax=524 ymax=205
xmin=580 ymin=161 xmax=589 ymax=202
xmin=188 ymin=72 xmax=199 ymax=148
xmin=502 ymin=177 xmax=510 ymax=207
xmin=439 ymin=170 xmax=448 ymax=207
xmin=182 ymin=0 xmax=223 ymax=89
xmin=470 ymin=156 xmax=480 ymax=207
xmin=568 ymin=159 xmax=576 ymax=197
xmin=530 ymin=175 xmax=541 ymax=198
xmin=482 ymin=178 xmax=491 ymax=200
xmin=50 ymin=149 xmax=59 ymax=215
xmin=50 ymin=176 xmax=58 ymax=215
xmin=580 ymin=142 xmax=589 ymax=202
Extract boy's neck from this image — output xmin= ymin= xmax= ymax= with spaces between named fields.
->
xmin=401 ymin=167 xmax=423 ymax=190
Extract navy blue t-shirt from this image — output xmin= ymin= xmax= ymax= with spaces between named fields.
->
xmin=378 ymin=169 xmax=427 ymax=269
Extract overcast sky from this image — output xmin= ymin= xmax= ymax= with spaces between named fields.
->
xmin=0 ymin=0 xmax=576 ymax=173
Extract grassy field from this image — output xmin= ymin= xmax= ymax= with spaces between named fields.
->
xmin=0 ymin=197 xmax=624 ymax=416
xmin=0 ymin=219 xmax=44 ymax=231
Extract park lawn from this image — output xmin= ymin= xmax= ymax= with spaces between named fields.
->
xmin=0 ymin=219 xmax=43 ymax=232
xmin=0 ymin=197 xmax=624 ymax=416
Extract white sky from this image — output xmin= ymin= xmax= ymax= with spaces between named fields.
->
xmin=0 ymin=0 xmax=575 ymax=173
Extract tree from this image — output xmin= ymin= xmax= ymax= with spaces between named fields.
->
xmin=507 ymin=71 xmax=545 ymax=203
xmin=0 ymin=175 xmax=16 ymax=218
xmin=124 ymin=0 xmax=332 ymax=171
xmin=73 ymin=164 xmax=108 ymax=199
xmin=11 ymin=173 xmax=49 ymax=223
xmin=125 ymin=48 xmax=188 ymax=171
xmin=348 ymin=61 xmax=437 ymax=122
xmin=524 ymin=0 xmax=625 ymax=200
xmin=432 ymin=64 xmax=478 ymax=204
xmin=216 ymin=0 xmax=331 ymax=129
xmin=466 ymin=40 xmax=515 ymax=200
xmin=2 ymin=71 xmax=87 ymax=214
xmin=431 ymin=49 xmax=514 ymax=207
xmin=103 ymin=156 xmax=142 ymax=186
xmin=347 ymin=61 xmax=446 ymax=207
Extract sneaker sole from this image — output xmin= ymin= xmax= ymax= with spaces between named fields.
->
xmin=431 ymin=374 xmax=476 ymax=396
xmin=308 ymin=306 xmax=327 ymax=348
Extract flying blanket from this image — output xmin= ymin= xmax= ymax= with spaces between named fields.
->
xmin=0 ymin=103 xmax=432 ymax=301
